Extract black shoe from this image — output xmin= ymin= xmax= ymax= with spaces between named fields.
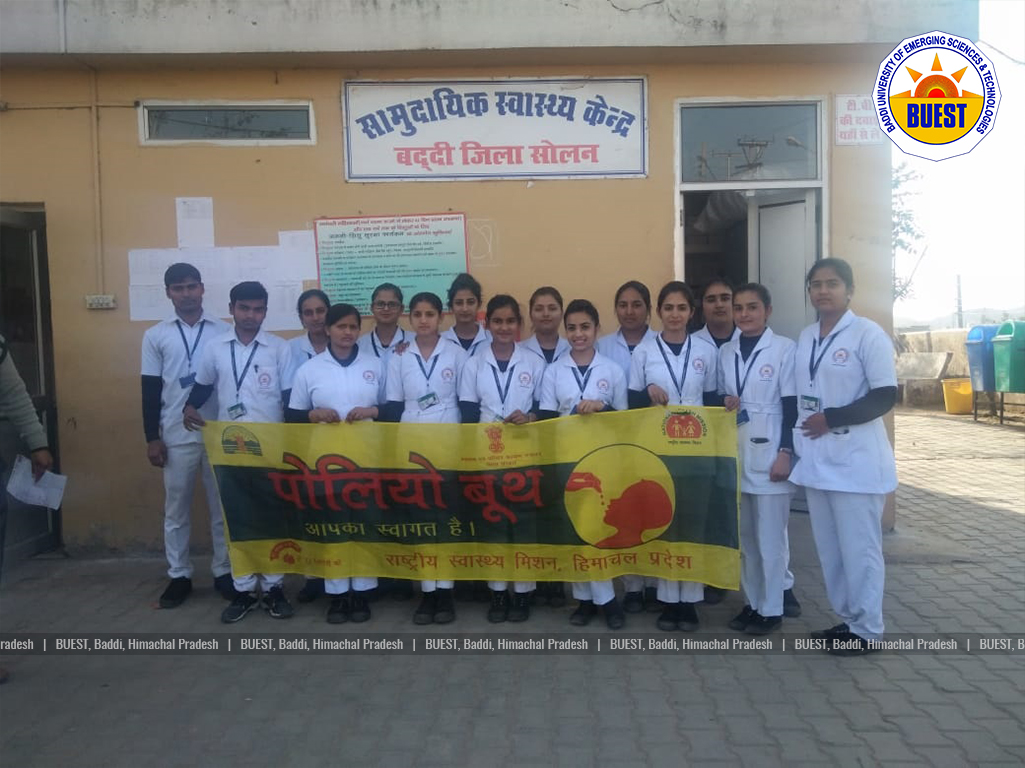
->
xmin=454 ymin=581 xmax=474 ymax=601
xmin=487 ymin=590 xmax=510 ymax=623
xmin=643 ymin=586 xmax=661 ymax=613
xmin=297 ymin=577 xmax=325 ymax=604
xmin=678 ymin=602 xmax=700 ymax=632
xmin=548 ymin=582 xmax=566 ymax=608
xmin=533 ymin=583 xmax=549 ymax=606
xmin=569 ymin=600 xmax=597 ymax=626
xmin=811 ymin=622 xmax=850 ymax=641
xmin=746 ymin=614 xmax=782 ymax=635
xmin=602 ymin=600 xmax=626 ymax=630
xmin=623 ymin=591 xmax=644 ymax=613
xmin=508 ymin=593 xmax=530 ymax=623
xmin=159 ymin=577 xmax=192 ymax=609
xmin=221 ymin=591 xmax=259 ymax=623
xmin=326 ymin=595 xmax=350 ymax=624
xmin=262 ymin=587 xmax=294 ymax=619
xmin=656 ymin=603 xmax=681 ymax=631
xmin=434 ymin=589 xmax=456 ymax=624
xmin=728 ymin=605 xmax=756 ymax=632
xmin=413 ymin=592 xmax=437 ymax=625
xmin=349 ymin=592 xmax=371 ymax=623
xmin=213 ymin=574 xmax=235 ymax=601
xmin=826 ymin=630 xmax=880 ymax=656
xmin=703 ymin=586 xmax=727 ymax=605
xmin=783 ymin=588 xmax=802 ymax=618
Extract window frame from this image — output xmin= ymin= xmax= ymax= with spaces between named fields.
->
xmin=138 ymin=100 xmax=317 ymax=146
xmin=672 ymin=96 xmax=829 ymax=281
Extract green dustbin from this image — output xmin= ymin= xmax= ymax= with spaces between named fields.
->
xmin=992 ymin=320 xmax=1025 ymax=393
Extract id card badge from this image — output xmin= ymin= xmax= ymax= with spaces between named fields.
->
xmin=800 ymin=394 xmax=821 ymax=413
xmin=417 ymin=392 xmax=440 ymax=411
xmin=227 ymin=402 xmax=248 ymax=419
xmin=735 ymin=408 xmax=750 ymax=426
xmin=179 ymin=373 xmax=196 ymax=389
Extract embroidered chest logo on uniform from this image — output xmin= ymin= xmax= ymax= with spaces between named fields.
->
xmin=363 ymin=370 xmax=376 ymax=383
xmin=832 ymin=348 xmax=849 ymax=365
xmin=692 ymin=358 xmax=705 ymax=374
xmin=759 ymin=364 xmax=775 ymax=380
xmin=596 ymin=379 xmax=610 ymax=393
xmin=518 ymin=372 xmax=532 ymax=387
xmin=441 ymin=367 xmax=455 ymax=382
xmin=257 ymin=371 xmax=273 ymax=388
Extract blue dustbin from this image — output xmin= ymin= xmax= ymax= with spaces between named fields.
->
xmin=965 ymin=324 xmax=999 ymax=392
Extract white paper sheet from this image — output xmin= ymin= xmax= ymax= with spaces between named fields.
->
xmin=6 ymin=454 xmax=67 ymax=510
xmin=176 ymin=197 xmax=215 ymax=248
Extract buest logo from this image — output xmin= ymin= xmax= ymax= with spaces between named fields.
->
xmin=875 ymin=30 xmax=1000 ymax=161
xmin=759 ymin=364 xmax=775 ymax=381
xmin=662 ymin=411 xmax=706 ymax=441
xmin=363 ymin=369 xmax=376 ymax=382
xmin=441 ymin=367 xmax=455 ymax=382
xmin=484 ymin=425 xmax=505 ymax=454
xmin=257 ymin=371 xmax=273 ymax=389
xmin=222 ymin=425 xmax=263 ymax=456
xmin=832 ymin=348 xmax=849 ymax=365
xmin=269 ymin=540 xmax=301 ymax=565
xmin=518 ymin=371 xmax=532 ymax=387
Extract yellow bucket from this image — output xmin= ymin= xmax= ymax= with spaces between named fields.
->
xmin=941 ymin=378 xmax=973 ymax=415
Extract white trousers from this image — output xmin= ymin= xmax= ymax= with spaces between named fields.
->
xmin=488 ymin=581 xmax=536 ymax=593
xmin=740 ymin=492 xmax=790 ymax=617
xmin=622 ymin=575 xmax=657 ymax=592
xmin=326 ymin=577 xmax=378 ymax=595
xmin=420 ymin=580 xmax=454 ymax=592
xmin=233 ymin=573 xmax=284 ymax=592
xmin=657 ymin=579 xmax=704 ymax=603
xmin=163 ymin=441 xmax=230 ymax=579
xmin=806 ymin=488 xmax=886 ymax=639
xmin=572 ymin=580 xmax=615 ymax=605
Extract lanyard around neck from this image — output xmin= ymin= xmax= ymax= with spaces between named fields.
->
xmin=230 ymin=340 xmax=259 ymax=396
xmin=655 ymin=335 xmax=692 ymax=401
xmin=176 ymin=320 xmax=205 ymax=369
xmin=734 ymin=348 xmax=763 ymax=398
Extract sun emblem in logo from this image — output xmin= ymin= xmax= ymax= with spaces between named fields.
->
xmin=221 ymin=425 xmax=262 ymax=455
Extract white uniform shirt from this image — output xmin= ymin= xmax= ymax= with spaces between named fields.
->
xmin=788 ymin=310 xmax=898 ymax=494
xmin=520 ymin=333 xmax=571 ymax=367
xmin=286 ymin=333 xmax=319 ymax=391
xmin=288 ymin=345 xmax=385 ymax=416
xmin=441 ymin=324 xmax=491 ymax=357
xmin=458 ymin=343 xmax=546 ymax=422
xmin=194 ymin=329 xmax=290 ymax=423
xmin=386 ymin=339 xmax=467 ymax=423
xmin=693 ymin=325 xmax=740 ymax=349
xmin=718 ymin=328 xmax=796 ymax=495
xmin=629 ymin=333 xmax=719 ymax=406
xmin=359 ymin=326 xmax=410 ymax=374
xmin=597 ymin=327 xmax=658 ymax=379
xmin=540 ymin=351 xmax=627 ymax=416
xmin=141 ymin=312 xmax=230 ymax=447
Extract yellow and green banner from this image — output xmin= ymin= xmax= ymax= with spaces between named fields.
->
xmin=203 ymin=408 xmax=740 ymax=587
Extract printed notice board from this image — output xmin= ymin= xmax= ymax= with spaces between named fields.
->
xmin=314 ymin=213 xmax=469 ymax=312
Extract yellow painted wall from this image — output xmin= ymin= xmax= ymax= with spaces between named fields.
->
xmin=0 ymin=57 xmax=892 ymax=550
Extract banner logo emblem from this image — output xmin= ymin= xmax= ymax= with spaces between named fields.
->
xmin=221 ymin=426 xmax=263 ymax=456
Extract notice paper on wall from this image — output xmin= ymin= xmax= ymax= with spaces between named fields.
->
xmin=175 ymin=197 xmax=215 ymax=248
xmin=6 ymin=455 xmax=67 ymax=510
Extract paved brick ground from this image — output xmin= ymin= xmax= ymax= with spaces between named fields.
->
xmin=1 ymin=409 xmax=1022 ymax=767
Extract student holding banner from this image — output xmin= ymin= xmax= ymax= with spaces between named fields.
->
xmin=719 ymin=284 xmax=798 ymax=636
xmin=520 ymin=285 xmax=570 ymax=608
xmin=598 ymin=280 xmax=659 ymax=614
xmin=288 ymin=288 xmax=331 ymax=605
xmin=441 ymin=273 xmax=490 ymax=357
xmin=539 ymin=299 xmax=628 ymax=630
xmin=458 ymin=295 xmax=545 ymax=623
xmin=382 ymin=292 xmax=468 ymax=625
xmin=183 ymin=281 xmax=294 ymax=624
xmin=628 ymin=281 xmax=720 ymax=631
xmin=287 ymin=303 xmax=385 ymax=624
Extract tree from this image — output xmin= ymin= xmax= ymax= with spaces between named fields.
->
xmin=892 ymin=162 xmax=926 ymax=301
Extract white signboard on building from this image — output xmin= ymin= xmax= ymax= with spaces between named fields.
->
xmin=835 ymin=94 xmax=886 ymax=145
xmin=343 ymin=78 xmax=647 ymax=181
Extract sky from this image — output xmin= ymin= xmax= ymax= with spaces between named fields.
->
xmin=892 ymin=0 xmax=1025 ymax=326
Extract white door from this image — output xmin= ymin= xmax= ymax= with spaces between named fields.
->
xmin=747 ymin=190 xmax=818 ymax=342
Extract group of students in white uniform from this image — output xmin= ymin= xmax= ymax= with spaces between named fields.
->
xmin=142 ymin=257 xmax=897 ymax=656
